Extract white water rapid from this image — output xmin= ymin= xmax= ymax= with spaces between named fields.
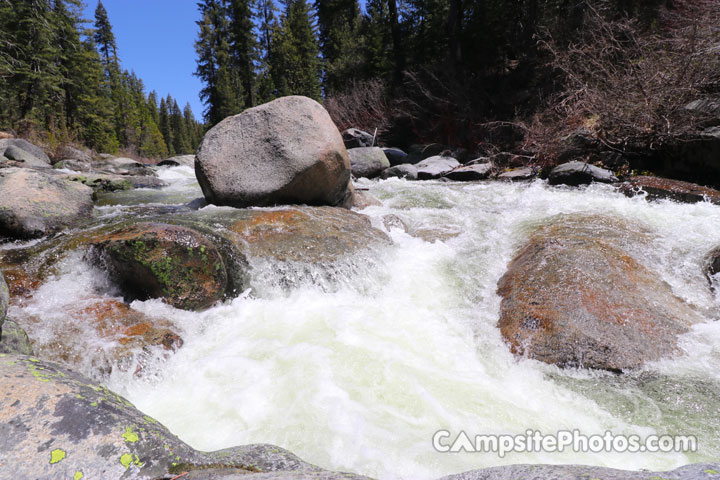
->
xmin=7 ymin=167 xmax=720 ymax=479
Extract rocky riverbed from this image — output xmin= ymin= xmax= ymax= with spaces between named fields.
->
xmin=2 ymin=97 xmax=720 ymax=479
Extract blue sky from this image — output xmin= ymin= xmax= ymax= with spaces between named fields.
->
xmin=82 ymin=1 xmax=205 ymax=121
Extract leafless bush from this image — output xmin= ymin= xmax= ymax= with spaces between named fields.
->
xmin=324 ymin=78 xmax=392 ymax=137
xmin=541 ymin=0 xmax=720 ymax=152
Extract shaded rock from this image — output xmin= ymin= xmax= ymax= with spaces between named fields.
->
xmin=0 ymin=272 xmax=7 ymax=326
xmin=53 ymin=159 xmax=92 ymax=172
xmin=415 ymin=156 xmax=460 ymax=180
xmin=196 ymin=96 xmax=351 ymax=208
xmin=548 ymin=161 xmax=618 ymax=186
xmin=618 ymin=176 xmax=720 ymax=205
xmin=0 ymin=354 xmax=331 ymax=479
xmin=226 ymin=207 xmax=390 ymax=263
xmin=157 ymin=155 xmax=195 ymax=167
xmin=0 ymin=138 xmax=50 ymax=164
xmin=380 ymin=164 xmax=418 ymax=180
xmin=497 ymin=214 xmax=701 ymax=371
xmin=352 ymin=190 xmax=382 ymax=209
xmin=57 ymin=145 xmax=93 ymax=164
xmin=0 ymin=168 xmax=94 ymax=239
xmin=440 ymin=463 xmax=720 ymax=480
xmin=646 ymin=129 xmax=720 ymax=185
xmin=444 ymin=162 xmax=492 ymax=181
xmin=342 ymin=128 xmax=374 ymax=148
xmin=348 ymin=147 xmax=390 ymax=178
xmin=497 ymin=167 xmax=537 ymax=181
xmin=0 ymin=319 xmax=33 ymax=355
xmin=706 ymin=246 xmax=720 ymax=288
xmin=88 ymin=223 xmax=229 ymax=311
xmin=382 ymin=147 xmax=408 ymax=166
xmin=3 ymin=144 xmax=50 ymax=168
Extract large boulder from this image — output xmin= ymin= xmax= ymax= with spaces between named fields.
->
xmin=0 ymin=138 xmax=51 ymax=164
xmin=196 ymin=96 xmax=352 ymax=208
xmin=0 ymin=168 xmax=94 ymax=239
xmin=0 ymin=354 xmax=366 ymax=479
xmin=88 ymin=223 xmax=229 ymax=311
xmin=415 ymin=156 xmax=460 ymax=180
xmin=497 ymin=214 xmax=701 ymax=371
xmin=3 ymin=144 xmax=51 ymax=168
xmin=348 ymin=147 xmax=390 ymax=178
xmin=619 ymin=175 xmax=720 ymax=205
xmin=341 ymin=128 xmax=374 ymax=148
xmin=548 ymin=161 xmax=618 ymax=186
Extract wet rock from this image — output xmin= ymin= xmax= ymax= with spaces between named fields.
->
xmin=0 ymin=168 xmax=94 ymax=239
xmin=380 ymin=164 xmax=418 ymax=180
xmin=0 ymin=319 xmax=33 ymax=355
xmin=0 ymin=354 xmax=332 ymax=479
xmin=3 ymin=144 xmax=51 ymax=168
xmin=226 ymin=207 xmax=390 ymax=263
xmin=342 ymin=128 xmax=374 ymax=148
xmin=348 ymin=147 xmax=390 ymax=178
xmin=0 ymin=138 xmax=51 ymax=164
xmin=0 ymin=272 xmax=7 ymax=327
xmin=496 ymin=167 xmax=537 ymax=181
xmin=382 ymin=214 xmax=409 ymax=233
xmin=497 ymin=214 xmax=701 ymax=371
xmin=415 ymin=156 xmax=460 ymax=180
xmin=352 ymin=190 xmax=382 ymax=209
xmin=705 ymin=246 xmax=720 ymax=288
xmin=382 ymin=147 xmax=408 ymax=166
xmin=618 ymin=176 xmax=720 ymax=205
xmin=57 ymin=173 xmax=166 ymax=192
xmin=440 ymin=463 xmax=720 ymax=480
xmin=444 ymin=163 xmax=492 ymax=181
xmin=157 ymin=155 xmax=195 ymax=168
xmin=196 ymin=96 xmax=352 ymax=208
xmin=89 ymin=222 xmax=229 ymax=311
xmin=548 ymin=161 xmax=619 ymax=186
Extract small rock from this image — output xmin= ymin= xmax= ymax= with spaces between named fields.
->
xmin=444 ymin=162 xmax=492 ymax=181
xmin=548 ymin=161 xmax=619 ymax=186
xmin=348 ymin=147 xmax=390 ymax=178
xmin=705 ymin=246 xmax=720 ymax=288
xmin=196 ymin=96 xmax=352 ymax=208
xmin=415 ymin=156 xmax=460 ymax=180
xmin=619 ymin=176 xmax=720 ymax=204
xmin=89 ymin=222 xmax=229 ymax=311
xmin=342 ymin=128 xmax=375 ymax=148
xmin=0 ymin=272 xmax=7 ymax=327
xmin=497 ymin=167 xmax=537 ymax=181
xmin=0 ymin=319 xmax=33 ymax=355
xmin=380 ymin=164 xmax=418 ymax=180
xmin=0 ymin=168 xmax=94 ymax=239
xmin=157 ymin=155 xmax=196 ymax=168
xmin=382 ymin=147 xmax=408 ymax=166
xmin=352 ymin=190 xmax=382 ymax=209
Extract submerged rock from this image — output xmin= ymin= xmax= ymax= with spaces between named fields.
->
xmin=89 ymin=222 xmax=228 ymax=311
xmin=348 ymin=147 xmax=390 ymax=178
xmin=497 ymin=214 xmax=701 ymax=371
xmin=440 ymin=463 xmax=720 ymax=480
xmin=0 ymin=354 xmax=338 ymax=479
xmin=196 ymin=96 xmax=352 ymax=208
xmin=415 ymin=156 xmax=460 ymax=180
xmin=548 ymin=160 xmax=619 ymax=186
xmin=619 ymin=175 xmax=720 ymax=205
xmin=0 ymin=318 xmax=33 ymax=355
xmin=352 ymin=190 xmax=383 ymax=209
xmin=0 ymin=168 xmax=94 ymax=239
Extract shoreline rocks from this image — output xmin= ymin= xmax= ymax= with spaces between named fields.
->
xmin=195 ymin=96 xmax=352 ymax=209
xmin=619 ymin=175 xmax=720 ymax=204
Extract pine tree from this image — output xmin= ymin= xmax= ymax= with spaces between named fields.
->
xmin=362 ymin=0 xmax=393 ymax=80
xmin=315 ymin=0 xmax=364 ymax=93
xmin=183 ymin=103 xmax=202 ymax=150
xmin=159 ymin=96 xmax=174 ymax=155
xmin=170 ymin=98 xmax=191 ymax=154
xmin=94 ymin=0 xmax=118 ymax=73
xmin=228 ymin=0 xmax=258 ymax=108
xmin=256 ymin=0 xmax=279 ymax=103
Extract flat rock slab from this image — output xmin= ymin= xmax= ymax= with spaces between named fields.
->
xmin=497 ymin=214 xmax=702 ymax=371
xmin=415 ymin=156 xmax=460 ymax=180
xmin=440 ymin=463 xmax=720 ymax=480
xmin=619 ymin=176 xmax=720 ymax=204
xmin=444 ymin=163 xmax=492 ymax=181
xmin=0 ymin=354 xmax=327 ymax=479
xmin=0 ymin=168 xmax=94 ymax=239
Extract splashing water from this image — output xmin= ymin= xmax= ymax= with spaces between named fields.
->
xmin=8 ymin=173 xmax=720 ymax=479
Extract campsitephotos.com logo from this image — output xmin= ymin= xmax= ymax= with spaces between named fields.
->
xmin=432 ymin=430 xmax=698 ymax=458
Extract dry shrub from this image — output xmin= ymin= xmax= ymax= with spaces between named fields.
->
xmin=324 ymin=78 xmax=392 ymax=137
xmin=541 ymin=0 xmax=720 ymax=152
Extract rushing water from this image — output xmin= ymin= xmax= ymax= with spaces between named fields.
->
xmin=7 ymin=166 xmax=720 ymax=479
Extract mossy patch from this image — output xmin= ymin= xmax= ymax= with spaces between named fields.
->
xmin=50 ymin=449 xmax=66 ymax=464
